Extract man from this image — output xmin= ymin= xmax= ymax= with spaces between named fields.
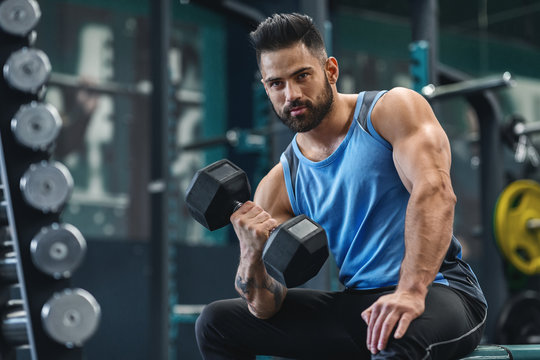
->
xmin=196 ymin=13 xmax=487 ymax=359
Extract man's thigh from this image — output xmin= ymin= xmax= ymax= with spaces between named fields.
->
xmin=371 ymin=284 xmax=486 ymax=360
xmin=197 ymin=288 xmax=370 ymax=359
xmin=198 ymin=285 xmax=484 ymax=359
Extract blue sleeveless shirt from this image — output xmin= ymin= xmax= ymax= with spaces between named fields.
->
xmin=280 ymin=90 xmax=486 ymax=305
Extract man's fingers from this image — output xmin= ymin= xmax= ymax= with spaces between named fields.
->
xmin=362 ymin=291 xmax=425 ymax=354
xmin=361 ymin=308 xmax=371 ymax=325
xmin=244 ymin=202 xmax=265 ymax=218
xmin=394 ymin=313 xmax=413 ymax=339
xmin=365 ymin=303 xmax=413 ymax=354
xmin=361 ymin=307 xmax=372 ymax=351
xmin=370 ymin=309 xmax=407 ymax=353
xmin=232 ymin=202 xmax=269 ymax=223
xmin=231 ymin=201 xmax=254 ymax=217
xmin=366 ymin=305 xmax=379 ymax=353
xmin=253 ymin=209 xmax=271 ymax=222
xmin=377 ymin=311 xmax=400 ymax=351
xmin=370 ymin=305 xmax=391 ymax=353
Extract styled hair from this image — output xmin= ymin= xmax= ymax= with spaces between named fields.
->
xmin=249 ymin=13 xmax=327 ymax=67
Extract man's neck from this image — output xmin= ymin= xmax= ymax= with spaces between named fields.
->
xmin=296 ymin=92 xmax=357 ymax=162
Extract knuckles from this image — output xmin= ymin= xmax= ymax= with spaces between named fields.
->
xmin=230 ymin=201 xmax=276 ymax=240
xmin=252 ymin=227 xmax=269 ymax=239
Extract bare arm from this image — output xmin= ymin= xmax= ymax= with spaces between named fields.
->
xmin=386 ymin=87 xmax=456 ymax=297
xmin=231 ymin=164 xmax=294 ymax=319
xmin=362 ymin=87 xmax=457 ymax=353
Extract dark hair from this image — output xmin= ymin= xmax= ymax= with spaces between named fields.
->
xmin=250 ymin=13 xmax=327 ymax=67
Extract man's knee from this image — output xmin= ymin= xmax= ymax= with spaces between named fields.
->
xmin=371 ymin=325 xmax=483 ymax=360
xmin=196 ymin=299 xmax=248 ymax=343
xmin=195 ymin=299 xmax=256 ymax=360
xmin=195 ymin=300 xmax=226 ymax=343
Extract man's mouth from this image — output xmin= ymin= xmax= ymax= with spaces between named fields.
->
xmin=289 ymin=106 xmax=307 ymax=117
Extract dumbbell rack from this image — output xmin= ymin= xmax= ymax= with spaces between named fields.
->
xmin=0 ymin=38 xmax=82 ymax=360
xmin=0 ymin=0 xmax=100 ymax=359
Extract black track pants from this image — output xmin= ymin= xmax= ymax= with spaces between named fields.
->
xmin=195 ymin=284 xmax=486 ymax=360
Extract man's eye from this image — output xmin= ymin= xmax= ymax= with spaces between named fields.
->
xmin=271 ymin=81 xmax=282 ymax=87
xmin=298 ymin=73 xmax=308 ymax=79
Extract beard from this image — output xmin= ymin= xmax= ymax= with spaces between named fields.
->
xmin=272 ymin=76 xmax=334 ymax=133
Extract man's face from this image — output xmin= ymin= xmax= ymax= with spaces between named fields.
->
xmin=259 ymin=43 xmax=334 ymax=133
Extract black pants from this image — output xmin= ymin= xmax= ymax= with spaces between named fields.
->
xmin=195 ymin=284 xmax=486 ymax=360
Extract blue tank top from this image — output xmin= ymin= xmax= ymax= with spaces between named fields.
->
xmin=280 ymin=90 xmax=486 ymax=305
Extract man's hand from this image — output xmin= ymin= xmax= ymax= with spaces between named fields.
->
xmin=230 ymin=201 xmax=278 ymax=257
xmin=231 ymin=201 xmax=285 ymax=319
xmin=361 ymin=290 xmax=426 ymax=354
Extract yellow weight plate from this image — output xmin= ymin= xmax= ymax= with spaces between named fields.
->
xmin=494 ymin=180 xmax=540 ymax=275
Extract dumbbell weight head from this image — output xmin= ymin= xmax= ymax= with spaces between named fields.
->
xmin=30 ymin=223 xmax=86 ymax=279
xmin=41 ymin=288 xmax=100 ymax=348
xmin=3 ymin=47 xmax=51 ymax=94
xmin=185 ymin=159 xmax=251 ymax=231
xmin=0 ymin=0 xmax=41 ymax=37
xmin=11 ymin=102 xmax=62 ymax=151
xmin=20 ymin=161 xmax=73 ymax=213
xmin=263 ymin=215 xmax=329 ymax=288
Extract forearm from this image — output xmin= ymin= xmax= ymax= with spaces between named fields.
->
xmin=235 ymin=249 xmax=287 ymax=319
xmin=398 ymin=175 xmax=457 ymax=295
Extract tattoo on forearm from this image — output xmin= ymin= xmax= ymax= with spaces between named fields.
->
xmin=236 ymin=275 xmax=284 ymax=310
xmin=236 ymin=275 xmax=255 ymax=301
xmin=264 ymin=276 xmax=284 ymax=310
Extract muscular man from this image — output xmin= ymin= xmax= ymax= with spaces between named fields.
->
xmin=196 ymin=13 xmax=487 ymax=360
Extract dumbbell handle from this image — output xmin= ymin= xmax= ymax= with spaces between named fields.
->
xmin=233 ymin=200 xmax=243 ymax=213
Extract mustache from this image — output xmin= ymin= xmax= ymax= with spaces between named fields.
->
xmin=284 ymin=100 xmax=312 ymax=114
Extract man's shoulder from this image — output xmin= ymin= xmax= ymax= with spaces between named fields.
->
xmin=258 ymin=163 xmax=285 ymax=193
xmin=374 ymin=87 xmax=422 ymax=110
xmin=371 ymin=87 xmax=431 ymax=124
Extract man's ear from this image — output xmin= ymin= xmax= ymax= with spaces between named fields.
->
xmin=325 ymin=57 xmax=339 ymax=84
xmin=260 ymin=77 xmax=269 ymax=96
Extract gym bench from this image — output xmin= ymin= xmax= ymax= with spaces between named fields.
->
xmin=460 ymin=344 xmax=540 ymax=359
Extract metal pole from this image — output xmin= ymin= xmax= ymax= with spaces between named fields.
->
xmin=150 ymin=0 xmax=170 ymax=358
xmin=471 ymin=91 xmax=507 ymax=341
xmin=411 ymin=0 xmax=438 ymax=86
xmin=422 ymin=72 xmax=514 ymax=100
xmin=299 ymin=0 xmax=328 ymax=39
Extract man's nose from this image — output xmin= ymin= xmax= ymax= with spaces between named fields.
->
xmin=285 ymin=82 xmax=301 ymax=103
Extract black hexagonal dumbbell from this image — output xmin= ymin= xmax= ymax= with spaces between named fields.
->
xmin=185 ymin=159 xmax=329 ymax=288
